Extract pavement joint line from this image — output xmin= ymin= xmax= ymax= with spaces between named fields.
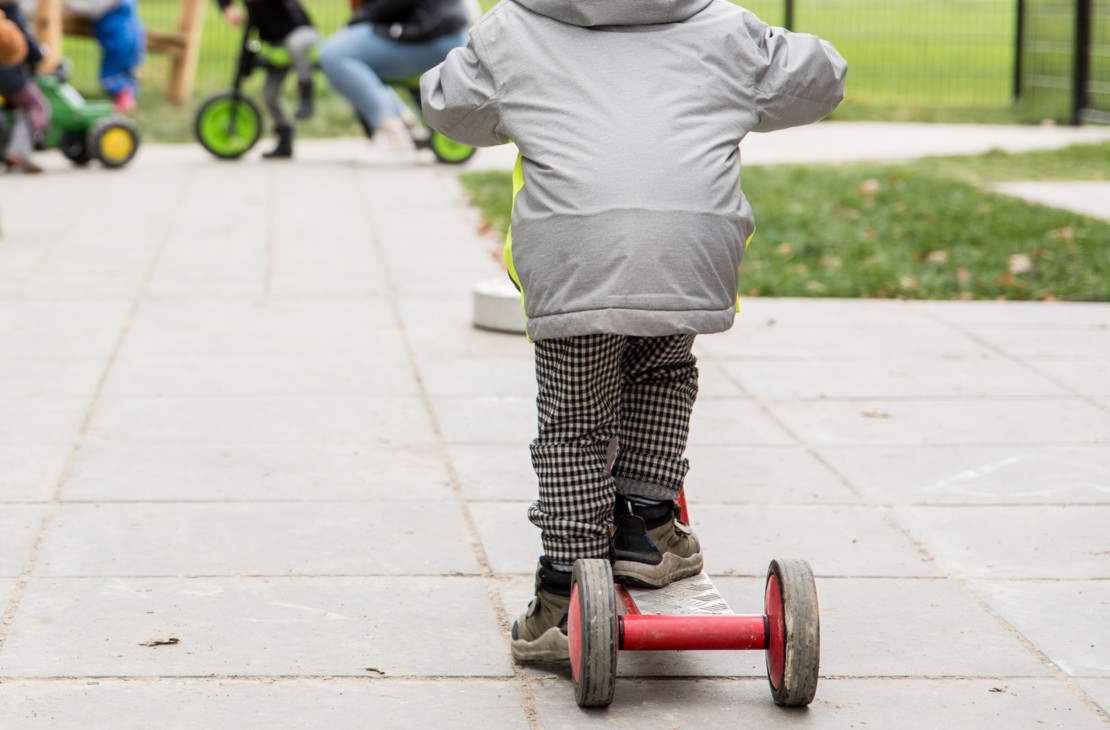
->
xmin=916 ymin=307 xmax=1110 ymax=421
xmin=0 ymin=168 xmax=196 ymax=655
xmin=353 ymin=169 xmax=542 ymax=729
xmin=9 ymin=573 xmax=1105 ymax=582
xmin=0 ymin=673 xmax=1083 ymax=682
xmin=704 ymin=355 xmax=1110 ymax=723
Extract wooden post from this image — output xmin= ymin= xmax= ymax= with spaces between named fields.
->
xmin=33 ymin=0 xmax=63 ymax=73
xmin=167 ymin=0 xmax=207 ymax=105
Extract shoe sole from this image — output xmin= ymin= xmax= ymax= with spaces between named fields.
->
xmin=612 ymin=551 xmax=704 ymax=589
xmin=510 ymin=626 xmax=569 ymax=662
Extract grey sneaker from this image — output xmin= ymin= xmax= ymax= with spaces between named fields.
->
xmin=611 ymin=499 xmax=703 ymax=588
xmin=510 ymin=557 xmax=571 ymax=661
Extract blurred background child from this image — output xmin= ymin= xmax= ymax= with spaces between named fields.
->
xmin=217 ymin=0 xmax=319 ymax=158
xmin=62 ymin=0 xmax=145 ymax=112
xmin=0 ymin=0 xmax=47 ymax=172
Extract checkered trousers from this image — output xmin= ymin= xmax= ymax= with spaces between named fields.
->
xmin=528 ymin=333 xmax=699 ymax=566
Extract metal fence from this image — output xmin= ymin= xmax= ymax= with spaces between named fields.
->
xmin=57 ymin=0 xmax=1110 ymax=123
xmin=1018 ymin=0 xmax=1110 ymax=123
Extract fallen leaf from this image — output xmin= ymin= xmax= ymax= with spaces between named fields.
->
xmin=861 ymin=409 xmax=892 ymax=419
xmin=1009 ymin=254 xmax=1034 ymax=275
xmin=858 ymin=178 xmax=881 ymax=196
xmin=927 ymin=250 xmax=949 ymax=264
xmin=141 ymin=638 xmax=179 ymax=647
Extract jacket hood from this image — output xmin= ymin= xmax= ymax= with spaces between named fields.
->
xmin=513 ymin=0 xmax=713 ymax=26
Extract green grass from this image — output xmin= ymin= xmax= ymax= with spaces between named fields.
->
xmin=457 ymin=143 xmax=1110 ymax=302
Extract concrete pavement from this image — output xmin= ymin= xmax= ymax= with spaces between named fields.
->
xmin=0 ymin=122 xmax=1109 ymax=728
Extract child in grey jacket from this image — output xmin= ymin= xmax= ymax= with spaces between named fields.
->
xmin=421 ymin=0 xmax=846 ymax=662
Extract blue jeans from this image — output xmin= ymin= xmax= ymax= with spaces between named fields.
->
xmin=318 ymin=24 xmax=467 ymax=129
xmin=94 ymin=0 xmax=146 ymax=97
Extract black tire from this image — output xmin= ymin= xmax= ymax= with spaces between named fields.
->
xmin=88 ymin=115 xmax=140 ymax=169
xmin=60 ymin=130 xmax=91 ymax=165
xmin=569 ymin=559 xmax=618 ymax=708
xmin=764 ymin=558 xmax=820 ymax=706
xmin=193 ymin=92 xmax=263 ymax=160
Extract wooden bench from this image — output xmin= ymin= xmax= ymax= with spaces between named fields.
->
xmin=33 ymin=0 xmax=206 ymax=104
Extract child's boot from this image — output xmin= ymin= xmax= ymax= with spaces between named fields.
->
xmin=295 ymin=81 xmax=314 ymax=120
xmin=611 ymin=498 xmax=703 ymax=588
xmin=510 ymin=556 xmax=571 ymax=661
xmin=263 ymin=125 xmax=293 ymax=159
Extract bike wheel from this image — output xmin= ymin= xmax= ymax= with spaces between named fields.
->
xmin=568 ymin=559 xmax=618 ymax=708
xmin=194 ymin=92 xmax=263 ymax=160
xmin=765 ymin=558 xmax=820 ymax=706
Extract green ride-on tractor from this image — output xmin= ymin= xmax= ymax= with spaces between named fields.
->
xmin=0 ymin=63 xmax=140 ymax=169
xmin=193 ymin=18 xmax=475 ymax=164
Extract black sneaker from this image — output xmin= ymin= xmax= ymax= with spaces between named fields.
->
xmin=611 ymin=499 xmax=703 ymax=588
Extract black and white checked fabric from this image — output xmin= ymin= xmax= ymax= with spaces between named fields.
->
xmin=528 ymin=333 xmax=699 ymax=566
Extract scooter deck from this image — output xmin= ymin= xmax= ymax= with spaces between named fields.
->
xmin=621 ymin=571 xmax=734 ymax=616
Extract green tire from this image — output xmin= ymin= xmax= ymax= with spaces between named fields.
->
xmin=194 ymin=92 xmax=263 ymax=160
xmin=429 ymin=131 xmax=476 ymax=165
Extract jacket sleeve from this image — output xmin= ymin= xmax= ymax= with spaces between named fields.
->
xmin=744 ymin=17 xmax=847 ymax=133
xmin=0 ymin=10 xmax=28 ymax=67
xmin=420 ymin=35 xmax=509 ymax=148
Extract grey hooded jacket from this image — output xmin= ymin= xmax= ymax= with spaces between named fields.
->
xmin=421 ymin=0 xmax=847 ymax=341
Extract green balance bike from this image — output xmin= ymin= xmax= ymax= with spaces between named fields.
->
xmin=0 ymin=62 xmax=140 ymax=169
xmin=193 ymin=20 xmax=476 ymax=164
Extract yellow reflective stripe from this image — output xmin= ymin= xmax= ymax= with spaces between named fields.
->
xmin=503 ymin=153 xmax=528 ymax=328
xmin=736 ymin=225 xmax=756 ymax=312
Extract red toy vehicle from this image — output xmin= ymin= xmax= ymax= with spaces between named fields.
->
xmin=566 ymin=498 xmax=821 ymax=708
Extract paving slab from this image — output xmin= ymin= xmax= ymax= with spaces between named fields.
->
xmin=0 ymin=359 xmax=107 ymax=399
xmin=913 ymin=300 xmax=1110 ymax=328
xmin=0 ymin=505 xmax=46 ymax=577
xmin=0 ymin=444 xmax=72 ymax=503
xmin=0 ymin=302 xmax=131 ymax=358
xmin=973 ymin=580 xmax=1110 ymax=677
xmin=0 ymin=398 xmax=91 ymax=445
xmin=993 ymin=181 xmax=1110 ymax=223
xmin=63 ymin=443 xmax=453 ymax=502
xmin=1079 ymin=680 xmax=1110 ymax=716
xmin=530 ymin=678 xmax=1109 ymax=729
xmin=100 ymin=355 xmax=418 ymax=397
xmin=960 ymin=325 xmax=1110 ymax=361
xmin=718 ymin=356 xmax=1070 ymax=399
xmin=85 ymin=395 xmax=435 ymax=445
xmin=34 ymin=501 xmax=479 ymax=577
xmin=117 ymin=300 xmax=400 ymax=359
xmin=0 ymin=577 xmax=511 ymax=677
xmin=1029 ymin=360 xmax=1110 ymax=396
xmin=767 ymin=398 xmax=1110 ymax=447
xmin=695 ymin=318 xmax=996 ymax=361
xmin=0 ymin=679 xmax=530 ymax=730
xmin=813 ymin=445 xmax=1110 ymax=505
xmin=888 ymin=505 xmax=1110 ymax=579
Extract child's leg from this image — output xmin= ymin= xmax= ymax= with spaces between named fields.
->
xmin=511 ymin=333 xmax=625 ymax=662
xmin=612 ymin=334 xmax=698 ymax=501
xmin=284 ymin=26 xmax=319 ymax=120
xmin=528 ymin=333 xmax=626 ymax=569
xmin=610 ymin=334 xmax=704 ymax=588
xmin=284 ymin=26 xmax=320 ymax=86
xmin=260 ymin=67 xmax=293 ymax=159
xmin=93 ymin=0 xmax=145 ymax=100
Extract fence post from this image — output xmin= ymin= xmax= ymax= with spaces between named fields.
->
xmin=1013 ymin=0 xmax=1025 ymax=100
xmin=167 ymin=0 xmax=208 ymax=105
xmin=784 ymin=0 xmax=794 ymax=30
xmin=1071 ymin=0 xmax=1091 ymax=124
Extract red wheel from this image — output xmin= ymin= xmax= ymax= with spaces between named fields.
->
xmin=568 ymin=559 xmax=618 ymax=707
xmin=764 ymin=558 xmax=820 ymax=706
